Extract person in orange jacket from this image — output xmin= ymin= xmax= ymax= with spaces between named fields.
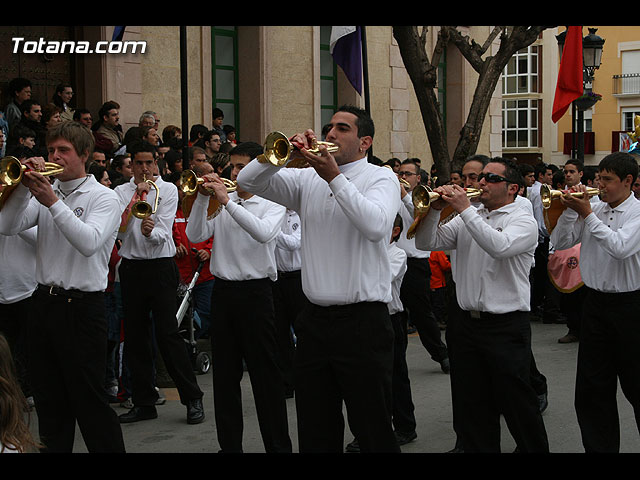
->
xmin=428 ymin=250 xmax=451 ymax=330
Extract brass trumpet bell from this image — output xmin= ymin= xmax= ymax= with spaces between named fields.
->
xmin=257 ymin=131 xmax=339 ymax=167
xmin=412 ymin=184 xmax=483 ymax=214
xmin=540 ymin=184 xmax=601 ymax=233
xmin=0 ymin=156 xmax=64 ymax=185
xmin=0 ymin=156 xmax=65 ymax=210
xmin=131 ymin=176 xmax=160 ymax=219
xmin=179 ymin=169 xmax=237 ymax=196
xmin=406 ymin=185 xmax=483 ymax=239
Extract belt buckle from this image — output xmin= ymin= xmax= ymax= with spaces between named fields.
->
xmin=469 ymin=310 xmax=481 ymax=319
xmin=49 ymin=285 xmax=56 ymax=296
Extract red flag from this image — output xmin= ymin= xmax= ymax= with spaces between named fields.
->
xmin=552 ymin=26 xmax=584 ymax=123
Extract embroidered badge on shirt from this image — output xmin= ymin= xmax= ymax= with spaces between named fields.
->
xmin=566 ymin=256 xmax=579 ymax=269
xmin=73 ymin=207 xmax=84 ymax=217
xmin=292 ymin=223 xmax=299 ymax=231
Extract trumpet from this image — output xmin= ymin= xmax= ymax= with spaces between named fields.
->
xmin=131 ymin=175 xmax=160 ymax=219
xmin=540 ymin=184 xmax=601 ymax=233
xmin=179 ymin=169 xmax=237 ymax=196
xmin=406 ymin=185 xmax=483 ymax=239
xmin=0 ymin=156 xmax=65 ymax=210
xmin=382 ymin=165 xmax=411 ymax=189
xmin=256 ymin=131 xmax=339 ymax=167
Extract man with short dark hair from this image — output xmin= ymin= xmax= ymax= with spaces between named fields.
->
xmin=186 ymin=141 xmax=291 ymax=453
xmin=94 ymin=101 xmax=123 ymax=155
xmin=202 ymin=130 xmax=222 ymax=163
xmin=237 ymin=105 xmax=402 ymax=453
xmin=551 ymin=152 xmax=640 ymax=452
xmin=211 ymin=108 xmax=226 ymax=143
xmin=414 ymin=157 xmax=549 ymax=453
xmin=115 ymin=140 xmax=205 ymax=426
xmin=0 ymin=121 xmax=125 ymax=452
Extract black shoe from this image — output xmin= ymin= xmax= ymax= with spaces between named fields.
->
xmin=447 ymin=446 xmax=464 ymax=453
xmin=407 ymin=325 xmax=417 ymax=335
xmin=345 ymin=438 xmax=360 ymax=453
xmin=395 ymin=431 xmax=417 ymax=446
xmin=187 ymin=398 xmax=205 ymax=424
xmin=538 ymin=392 xmax=548 ymax=413
xmin=440 ymin=357 xmax=450 ymax=374
xmin=119 ymin=406 xmax=158 ymax=423
xmin=542 ymin=315 xmax=566 ymax=324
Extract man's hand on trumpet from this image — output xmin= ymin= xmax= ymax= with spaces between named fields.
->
xmin=432 ymin=184 xmax=471 ymax=214
xmin=22 ymin=156 xmax=57 ymax=208
xmin=560 ymin=184 xmax=593 ymax=219
xmin=291 ymin=130 xmax=340 ymax=184
xmin=201 ymin=173 xmax=231 ymax=205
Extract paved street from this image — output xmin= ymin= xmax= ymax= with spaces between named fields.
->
xmin=30 ymin=320 xmax=640 ymax=453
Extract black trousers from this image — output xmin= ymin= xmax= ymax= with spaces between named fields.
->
xmin=575 ymin=288 xmax=640 ymax=452
xmin=0 ymin=297 xmax=33 ymax=398
xmin=560 ymin=285 xmax=586 ymax=336
xmin=28 ymin=287 xmax=125 ymax=453
xmin=390 ymin=310 xmax=417 ymax=435
xmin=272 ymin=270 xmax=309 ymax=395
xmin=119 ymin=258 xmax=202 ymax=407
xmin=400 ymin=257 xmax=448 ymax=363
xmin=294 ymin=301 xmax=399 ymax=453
xmin=451 ymin=308 xmax=549 ymax=453
xmin=211 ymin=278 xmax=292 ymax=453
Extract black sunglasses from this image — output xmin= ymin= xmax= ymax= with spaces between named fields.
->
xmin=478 ymin=172 xmax=509 ymax=183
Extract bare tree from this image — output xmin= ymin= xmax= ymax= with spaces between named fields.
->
xmin=392 ymin=26 xmax=551 ymax=179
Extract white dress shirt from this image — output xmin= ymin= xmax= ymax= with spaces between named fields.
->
xmin=237 ymin=157 xmax=401 ymax=306
xmin=0 ymin=227 xmax=37 ymax=303
xmin=115 ymin=175 xmax=177 ymax=260
xmin=0 ymin=176 xmax=121 ymax=292
xmin=386 ymin=242 xmax=407 ymax=315
xmin=186 ymin=190 xmax=286 ymax=282
xmin=415 ymin=200 xmax=538 ymax=314
xmin=550 ymin=192 xmax=640 ymax=293
xmin=275 ymin=209 xmax=302 ymax=272
xmin=397 ymin=193 xmax=429 ymax=258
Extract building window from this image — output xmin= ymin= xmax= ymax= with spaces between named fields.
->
xmin=320 ymin=27 xmax=338 ymax=130
xmin=211 ymin=26 xmax=239 ymax=130
xmin=502 ymin=45 xmax=541 ymax=150
xmin=503 ymin=46 xmax=539 ymax=95
xmin=623 ymin=109 xmax=640 ymax=131
xmin=502 ymin=99 xmax=539 ymax=148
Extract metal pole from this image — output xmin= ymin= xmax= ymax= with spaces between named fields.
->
xmin=180 ymin=26 xmax=189 ymax=164
xmin=360 ymin=26 xmax=372 ymax=158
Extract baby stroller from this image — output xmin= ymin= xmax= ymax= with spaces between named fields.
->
xmin=176 ymin=248 xmax=211 ymax=375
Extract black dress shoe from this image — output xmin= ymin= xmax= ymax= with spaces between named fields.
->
xmin=395 ymin=431 xmax=417 ymax=446
xmin=119 ymin=406 xmax=158 ymax=423
xmin=345 ymin=438 xmax=360 ymax=453
xmin=187 ymin=398 xmax=205 ymax=424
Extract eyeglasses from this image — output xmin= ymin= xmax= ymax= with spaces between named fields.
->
xmin=478 ymin=172 xmax=509 ymax=183
xmin=397 ymin=171 xmax=417 ymax=177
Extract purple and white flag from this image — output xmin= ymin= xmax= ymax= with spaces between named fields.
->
xmin=330 ymin=26 xmax=363 ymax=95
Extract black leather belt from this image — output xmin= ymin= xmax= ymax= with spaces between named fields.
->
xmin=37 ymin=284 xmax=90 ymax=300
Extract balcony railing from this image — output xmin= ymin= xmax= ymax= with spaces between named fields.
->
xmin=613 ymin=73 xmax=640 ymax=96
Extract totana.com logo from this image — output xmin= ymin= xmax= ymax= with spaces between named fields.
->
xmin=12 ymin=37 xmax=147 ymax=54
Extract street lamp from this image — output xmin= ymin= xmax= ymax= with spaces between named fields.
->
xmin=582 ymin=28 xmax=605 ymax=82
xmin=556 ymin=27 xmax=605 ymax=161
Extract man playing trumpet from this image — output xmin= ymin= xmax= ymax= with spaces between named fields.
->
xmin=186 ymin=141 xmax=291 ymax=453
xmin=236 ymin=105 xmax=401 ymax=453
xmin=550 ymin=152 xmax=640 ymax=452
xmin=115 ymin=140 xmax=205 ymax=426
xmin=413 ymin=157 xmax=548 ymax=453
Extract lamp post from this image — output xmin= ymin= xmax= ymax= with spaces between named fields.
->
xmin=556 ymin=27 xmax=605 ymax=162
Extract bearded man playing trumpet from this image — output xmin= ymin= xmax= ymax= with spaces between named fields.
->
xmin=414 ymin=157 xmax=549 ymax=453
xmin=550 ymin=152 xmax=640 ymax=453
